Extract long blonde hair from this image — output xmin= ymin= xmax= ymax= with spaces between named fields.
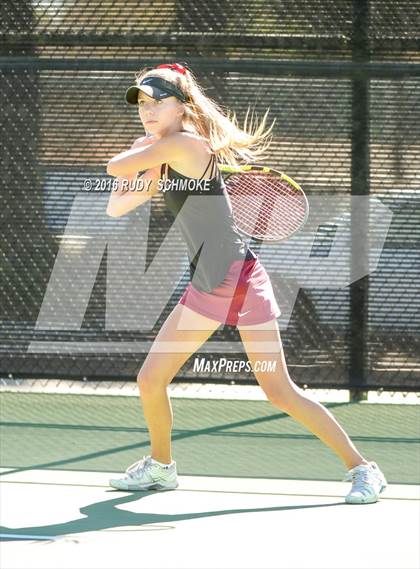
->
xmin=133 ymin=65 xmax=276 ymax=166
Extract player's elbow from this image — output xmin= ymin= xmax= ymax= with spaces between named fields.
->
xmin=106 ymin=159 xmax=119 ymax=177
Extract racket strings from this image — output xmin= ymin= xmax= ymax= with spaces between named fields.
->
xmin=226 ymin=173 xmax=307 ymax=240
xmin=245 ymin=177 xmax=305 ymax=231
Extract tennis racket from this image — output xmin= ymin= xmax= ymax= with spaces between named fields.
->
xmin=218 ymin=164 xmax=309 ymax=243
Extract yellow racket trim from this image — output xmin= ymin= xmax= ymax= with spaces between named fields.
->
xmin=218 ymin=164 xmax=303 ymax=191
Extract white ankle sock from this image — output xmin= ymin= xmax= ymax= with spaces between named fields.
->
xmin=151 ymin=458 xmax=172 ymax=468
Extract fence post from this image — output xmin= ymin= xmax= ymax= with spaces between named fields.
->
xmin=350 ymin=0 xmax=370 ymax=402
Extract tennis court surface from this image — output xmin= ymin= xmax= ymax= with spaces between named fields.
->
xmin=1 ymin=388 xmax=419 ymax=569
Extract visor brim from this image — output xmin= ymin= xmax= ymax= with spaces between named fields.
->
xmin=125 ymin=84 xmax=175 ymax=105
xmin=125 ymin=86 xmax=140 ymax=105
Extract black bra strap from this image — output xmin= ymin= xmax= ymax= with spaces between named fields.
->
xmin=162 ymin=155 xmax=218 ymax=181
xmin=210 ymin=154 xmax=218 ymax=178
xmin=199 ymin=154 xmax=213 ymax=180
xmin=160 ymin=163 xmax=169 ymax=180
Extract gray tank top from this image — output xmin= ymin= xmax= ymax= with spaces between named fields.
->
xmin=160 ymin=153 xmax=257 ymax=292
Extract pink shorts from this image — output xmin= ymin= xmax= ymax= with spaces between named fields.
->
xmin=179 ymin=257 xmax=281 ymax=326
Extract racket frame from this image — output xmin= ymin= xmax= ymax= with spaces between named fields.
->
xmin=217 ymin=163 xmax=309 ymax=243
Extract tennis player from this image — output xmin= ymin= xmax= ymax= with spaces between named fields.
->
xmin=106 ymin=62 xmax=386 ymax=504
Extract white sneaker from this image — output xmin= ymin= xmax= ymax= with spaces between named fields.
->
xmin=109 ymin=456 xmax=178 ymax=491
xmin=344 ymin=461 xmax=387 ymax=504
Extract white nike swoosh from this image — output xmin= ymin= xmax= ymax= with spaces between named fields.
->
xmin=238 ymin=310 xmax=252 ymax=317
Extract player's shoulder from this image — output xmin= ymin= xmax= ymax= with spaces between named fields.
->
xmin=165 ymin=131 xmax=210 ymax=153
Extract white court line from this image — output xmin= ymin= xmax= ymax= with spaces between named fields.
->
xmin=1 ymin=468 xmax=419 ymax=500
xmin=0 ymin=534 xmax=58 ymax=541
xmin=1 ymin=379 xmax=419 ymax=403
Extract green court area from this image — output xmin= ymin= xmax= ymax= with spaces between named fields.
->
xmin=1 ymin=391 xmax=419 ymax=569
xmin=1 ymin=392 xmax=419 ymax=484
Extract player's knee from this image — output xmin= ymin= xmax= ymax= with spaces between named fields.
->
xmin=266 ymin=384 xmax=303 ymax=413
xmin=137 ymin=368 xmax=170 ymax=396
xmin=137 ymin=370 xmax=155 ymax=393
xmin=262 ymin=382 xmax=296 ymax=413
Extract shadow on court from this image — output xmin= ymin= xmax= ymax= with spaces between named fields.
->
xmin=0 ymin=490 xmax=345 ymax=541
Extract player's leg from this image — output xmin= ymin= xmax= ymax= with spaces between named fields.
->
xmin=109 ymin=304 xmax=222 ymax=490
xmin=137 ymin=303 xmax=222 ymax=464
xmin=237 ymin=318 xmax=387 ymax=503
xmin=237 ymin=318 xmax=367 ymax=469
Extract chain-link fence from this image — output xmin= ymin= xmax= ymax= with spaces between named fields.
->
xmin=1 ymin=0 xmax=419 ymax=391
